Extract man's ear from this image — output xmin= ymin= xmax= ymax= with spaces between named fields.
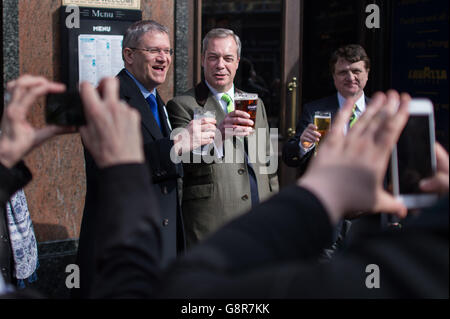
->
xmin=201 ymin=54 xmax=205 ymax=68
xmin=123 ymin=48 xmax=134 ymax=65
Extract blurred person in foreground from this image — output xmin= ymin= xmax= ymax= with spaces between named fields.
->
xmin=0 ymin=75 xmax=448 ymax=298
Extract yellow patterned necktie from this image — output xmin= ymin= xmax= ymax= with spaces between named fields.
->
xmin=221 ymin=93 xmax=234 ymax=113
xmin=349 ymin=104 xmax=358 ymax=128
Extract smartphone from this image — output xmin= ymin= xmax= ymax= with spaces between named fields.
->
xmin=46 ymin=91 xmax=86 ymax=126
xmin=391 ymin=99 xmax=438 ymax=209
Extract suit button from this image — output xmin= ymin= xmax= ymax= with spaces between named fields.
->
xmin=292 ymin=156 xmax=299 ymax=161
xmin=162 ymin=219 xmax=169 ymax=227
xmin=1 ymin=235 xmax=8 ymax=242
xmin=162 ymin=186 xmax=168 ymax=195
xmin=238 ymin=168 xmax=245 ymax=175
xmin=241 ymin=194 xmax=249 ymax=201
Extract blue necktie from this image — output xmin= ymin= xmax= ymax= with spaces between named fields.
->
xmin=146 ymin=94 xmax=162 ymax=130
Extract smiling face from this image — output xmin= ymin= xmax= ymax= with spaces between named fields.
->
xmin=333 ymin=58 xmax=369 ymax=99
xmin=202 ymin=36 xmax=240 ymax=93
xmin=123 ymin=31 xmax=171 ymax=91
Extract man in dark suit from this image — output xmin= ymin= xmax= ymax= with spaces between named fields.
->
xmin=283 ymin=44 xmax=371 ymax=173
xmin=283 ymin=45 xmax=372 ymax=255
xmin=76 ymin=20 xmax=216 ymax=298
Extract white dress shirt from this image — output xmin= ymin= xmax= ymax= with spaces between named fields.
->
xmin=205 ymin=81 xmax=235 ymax=114
xmin=201 ymin=81 xmax=236 ymax=158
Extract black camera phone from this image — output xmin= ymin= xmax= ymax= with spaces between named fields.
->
xmin=45 ymin=91 xmax=86 ymax=126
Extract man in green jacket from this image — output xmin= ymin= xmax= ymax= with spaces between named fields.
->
xmin=167 ymin=28 xmax=279 ymax=248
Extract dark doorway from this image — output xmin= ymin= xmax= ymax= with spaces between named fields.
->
xmin=1 ymin=2 xmax=3 ymax=120
xmin=202 ymin=0 xmax=282 ymax=128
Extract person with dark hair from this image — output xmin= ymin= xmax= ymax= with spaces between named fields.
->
xmin=283 ymin=44 xmax=371 ymax=171
xmin=282 ymin=44 xmax=372 ymax=258
xmin=75 ymin=20 xmax=216 ymax=298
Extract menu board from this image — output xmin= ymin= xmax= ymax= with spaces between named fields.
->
xmin=78 ymin=34 xmax=124 ymax=87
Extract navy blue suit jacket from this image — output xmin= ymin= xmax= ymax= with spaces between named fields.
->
xmin=75 ymin=69 xmax=184 ymax=298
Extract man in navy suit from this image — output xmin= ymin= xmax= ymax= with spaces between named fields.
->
xmin=283 ymin=44 xmax=371 ymax=172
xmin=282 ymin=44 xmax=372 ymax=256
xmin=76 ymin=20 xmax=216 ymax=298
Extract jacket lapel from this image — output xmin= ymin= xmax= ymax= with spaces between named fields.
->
xmin=118 ymin=69 xmax=164 ymax=140
xmin=195 ymin=81 xmax=226 ymax=124
xmin=156 ymin=92 xmax=172 ymax=137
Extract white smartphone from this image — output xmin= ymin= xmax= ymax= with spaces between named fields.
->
xmin=391 ymin=99 xmax=438 ymax=209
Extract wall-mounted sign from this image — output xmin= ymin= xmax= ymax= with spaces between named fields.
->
xmin=60 ymin=6 xmax=142 ymax=90
xmin=62 ymin=0 xmax=140 ymax=10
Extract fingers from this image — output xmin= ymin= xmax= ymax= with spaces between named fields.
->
xmin=346 ymin=92 xmax=386 ymax=139
xmin=80 ymin=81 xmax=103 ymax=123
xmin=435 ymin=142 xmax=449 ymax=174
xmin=190 ymin=119 xmax=217 ymax=133
xmin=224 ymin=111 xmax=253 ymax=127
xmin=199 ymin=118 xmax=217 ymax=125
xmin=375 ymin=93 xmax=410 ymax=157
xmin=301 ymin=126 xmax=321 ymax=144
xmin=375 ymin=191 xmax=408 ymax=219
xmin=419 ymin=174 xmax=449 ymax=194
xmin=6 ymin=75 xmax=66 ymax=120
xmin=99 ymin=77 xmax=119 ymax=102
xmin=223 ymin=125 xmax=254 ymax=136
xmin=419 ymin=142 xmax=449 ymax=194
xmin=228 ymin=110 xmax=251 ymax=119
xmin=328 ymin=96 xmax=356 ymax=138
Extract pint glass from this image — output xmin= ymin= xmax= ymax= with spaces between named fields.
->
xmin=192 ymin=108 xmax=216 ymax=155
xmin=314 ymin=111 xmax=331 ymax=148
xmin=234 ymin=93 xmax=258 ymax=128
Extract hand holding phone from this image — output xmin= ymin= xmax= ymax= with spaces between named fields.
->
xmin=419 ymin=143 xmax=449 ymax=195
xmin=391 ymin=99 xmax=438 ymax=208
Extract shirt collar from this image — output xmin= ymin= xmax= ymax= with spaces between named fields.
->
xmin=337 ymin=92 xmax=366 ymax=113
xmin=205 ymin=81 xmax=234 ymax=106
xmin=125 ymin=69 xmax=156 ymax=99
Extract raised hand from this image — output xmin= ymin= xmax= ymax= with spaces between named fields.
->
xmin=173 ymin=118 xmax=216 ymax=155
xmin=217 ymin=110 xmax=254 ymax=140
xmin=299 ymin=91 xmax=411 ymax=224
xmin=0 ymin=75 xmax=69 ymax=168
xmin=79 ymin=78 xmax=144 ymax=168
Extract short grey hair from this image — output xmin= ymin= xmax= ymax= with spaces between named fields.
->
xmin=123 ymin=20 xmax=169 ymax=50
xmin=202 ymin=28 xmax=242 ymax=58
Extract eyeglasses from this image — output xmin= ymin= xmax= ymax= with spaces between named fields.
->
xmin=130 ymin=47 xmax=174 ymax=56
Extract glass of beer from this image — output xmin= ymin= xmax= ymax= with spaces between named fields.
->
xmin=314 ymin=111 xmax=331 ymax=151
xmin=193 ymin=108 xmax=216 ymax=155
xmin=234 ymin=93 xmax=258 ymax=128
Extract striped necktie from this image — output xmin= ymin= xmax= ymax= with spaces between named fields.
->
xmin=221 ymin=93 xmax=234 ymax=113
xmin=349 ymin=104 xmax=358 ymax=128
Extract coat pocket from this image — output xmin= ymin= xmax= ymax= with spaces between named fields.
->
xmin=183 ymin=183 xmax=213 ymax=200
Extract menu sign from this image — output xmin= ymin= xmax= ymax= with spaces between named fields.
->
xmin=62 ymin=0 xmax=140 ymax=10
